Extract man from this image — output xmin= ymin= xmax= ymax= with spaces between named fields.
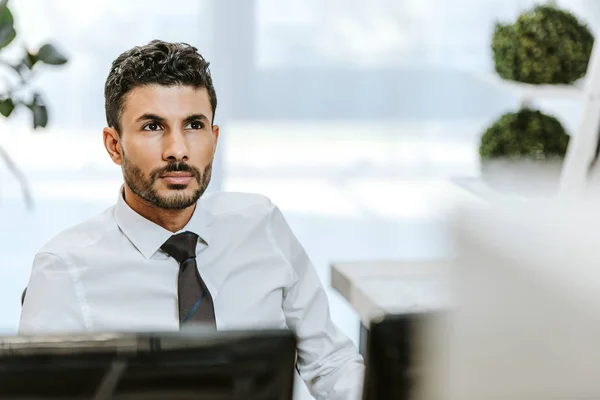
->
xmin=18 ymin=40 xmax=364 ymax=399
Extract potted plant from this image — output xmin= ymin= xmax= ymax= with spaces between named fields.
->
xmin=479 ymin=108 xmax=570 ymax=195
xmin=478 ymin=4 xmax=594 ymax=195
xmin=0 ymin=0 xmax=68 ymax=208
xmin=491 ymin=4 xmax=594 ymax=85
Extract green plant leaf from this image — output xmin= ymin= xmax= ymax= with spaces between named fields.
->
xmin=31 ymin=102 xmax=48 ymax=128
xmin=0 ymin=4 xmax=16 ymax=49
xmin=479 ymin=108 xmax=569 ymax=161
xmin=0 ymin=97 xmax=14 ymax=117
xmin=37 ymin=43 xmax=68 ymax=65
xmin=26 ymin=94 xmax=48 ymax=128
xmin=21 ymin=50 xmax=38 ymax=69
xmin=492 ymin=4 xmax=594 ymax=85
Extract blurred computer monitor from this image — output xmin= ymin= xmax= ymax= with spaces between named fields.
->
xmin=0 ymin=328 xmax=297 ymax=399
xmin=362 ymin=312 xmax=437 ymax=400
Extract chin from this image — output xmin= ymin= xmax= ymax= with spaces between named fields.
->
xmin=158 ymin=185 xmax=196 ymax=201
xmin=157 ymin=192 xmax=199 ymax=210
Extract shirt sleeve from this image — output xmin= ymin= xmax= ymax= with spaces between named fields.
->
xmin=266 ymin=203 xmax=365 ymax=400
xmin=19 ymin=252 xmax=87 ymax=335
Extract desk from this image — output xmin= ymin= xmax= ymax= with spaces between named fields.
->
xmin=330 ymin=260 xmax=451 ymax=354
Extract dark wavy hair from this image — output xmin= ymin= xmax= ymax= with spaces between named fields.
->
xmin=104 ymin=40 xmax=217 ymax=134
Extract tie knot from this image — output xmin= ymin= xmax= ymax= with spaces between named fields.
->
xmin=160 ymin=231 xmax=198 ymax=264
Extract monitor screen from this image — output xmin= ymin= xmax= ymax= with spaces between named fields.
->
xmin=0 ymin=328 xmax=297 ymax=400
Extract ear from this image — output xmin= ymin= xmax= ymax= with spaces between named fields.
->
xmin=211 ymin=124 xmax=220 ymax=155
xmin=103 ymin=127 xmax=123 ymax=166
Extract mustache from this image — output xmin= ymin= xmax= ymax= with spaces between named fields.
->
xmin=150 ymin=162 xmax=202 ymax=182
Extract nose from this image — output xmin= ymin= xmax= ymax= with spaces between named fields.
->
xmin=162 ymin=129 xmax=188 ymax=162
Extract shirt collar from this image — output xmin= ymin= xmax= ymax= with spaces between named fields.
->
xmin=113 ymin=186 xmax=213 ymax=259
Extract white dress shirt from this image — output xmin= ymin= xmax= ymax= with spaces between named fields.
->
xmin=19 ymin=189 xmax=364 ymax=399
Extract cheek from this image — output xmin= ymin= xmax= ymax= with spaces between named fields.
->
xmin=189 ymin=135 xmax=216 ymax=160
xmin=122 ymin=137 xmax=161 ymax=169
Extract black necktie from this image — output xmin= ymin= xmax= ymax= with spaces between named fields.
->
xmin=160 ymin=231 xmax=216 ymax=328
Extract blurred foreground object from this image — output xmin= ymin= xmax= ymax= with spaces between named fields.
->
xmin=492 ymin=4 xmax=594 ymax=85
xmin=417 ymin=198 xmax=600 ymax=399
xmin=0 ymin=0 xmax=68 ymax=209
xmin=0 ymin=328 xmax=296 ymax=399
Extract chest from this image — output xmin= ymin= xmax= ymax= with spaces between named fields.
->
xmin=77 ymin=247 xmax=293 ymax=332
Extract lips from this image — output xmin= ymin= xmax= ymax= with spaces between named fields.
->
xmin=160 ymin=173 xmax=192 ymax=185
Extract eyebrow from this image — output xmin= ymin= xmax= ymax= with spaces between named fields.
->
xmin=183 ymin=114 xmax=210 ymax=124
xmin=135 ymin=113 xmax=210 ymax=124
xmin=136 ymin=113 xmax=166 ymax=123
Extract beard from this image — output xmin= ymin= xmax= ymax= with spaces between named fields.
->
xmin=122 ymin=156 xmax=212 ymax=210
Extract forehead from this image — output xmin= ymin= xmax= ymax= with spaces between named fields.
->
xmin=121 ymin=84 xmax=212 ymax=122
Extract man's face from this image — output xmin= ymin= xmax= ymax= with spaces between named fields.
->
xmin=110 ymin=84 xmax=218 ymax=210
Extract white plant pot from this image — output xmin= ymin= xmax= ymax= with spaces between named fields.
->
xmin=480 ymin=158 xmax=564 ymax=197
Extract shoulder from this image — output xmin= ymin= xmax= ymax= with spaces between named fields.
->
xmin=36 ymin=205 xmax=119 ymax=258
xmin=199 ymin=191 xmax=293 ymax=240
xmin=200 ymin=191 xmax=278 ymax=220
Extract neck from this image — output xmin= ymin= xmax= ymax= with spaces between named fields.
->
xmin=122 ymin=185 xmax=195 ymax=233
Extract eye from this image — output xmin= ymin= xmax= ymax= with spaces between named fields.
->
xmin=142 ymin=122 xmax=162 ymax=131
xmin=186 ymin=121 xmax=204 ymax=130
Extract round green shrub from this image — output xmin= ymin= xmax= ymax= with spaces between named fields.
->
xmin=492 ymin=5 xmax=594 ymax=84
xmin=479 ymin=108 xmax=570 ymax=161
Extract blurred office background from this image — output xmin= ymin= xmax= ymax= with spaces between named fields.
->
xmin=0 ymin=0 xmax=597 ymax=386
